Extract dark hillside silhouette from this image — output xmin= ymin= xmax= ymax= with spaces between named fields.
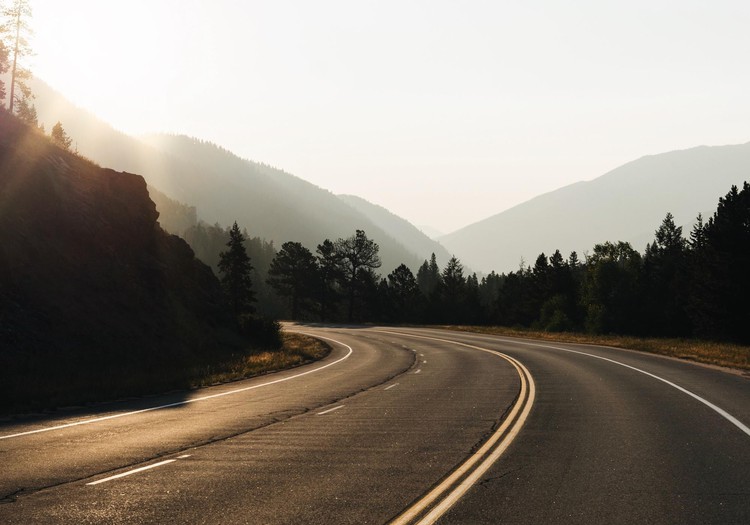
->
xmin=0 ymin=115 xmax=243 ymax=413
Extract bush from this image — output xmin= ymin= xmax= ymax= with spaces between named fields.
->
xmin=238 ymin=314 xmax=283 ymax=349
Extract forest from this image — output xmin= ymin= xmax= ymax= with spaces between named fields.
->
xmin=195 ymin=182 xmax=750 ymax=345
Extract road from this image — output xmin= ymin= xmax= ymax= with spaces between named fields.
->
xmin=0 ymin=326 xmax=748 ymax=524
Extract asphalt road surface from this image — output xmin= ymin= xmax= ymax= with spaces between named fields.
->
xmin=0 ymin=326 xmax=747 ymax=524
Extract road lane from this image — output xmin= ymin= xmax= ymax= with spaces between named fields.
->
xmin=0 ymin=326 xmax=522 ymax=524
xmin=2 ymin=326 xmax=746 ymax=524
xmin=0 ymin=333 xmax=412 ymax=500
xmin=385 ymin=328 xmax=750 ymax=525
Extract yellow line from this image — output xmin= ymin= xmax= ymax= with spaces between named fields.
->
xmin=373 ymin=330 xmax=535 ymax=525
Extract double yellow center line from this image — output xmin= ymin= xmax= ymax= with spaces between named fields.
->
xmin=374 ymin=331 xmax=536 ymax=525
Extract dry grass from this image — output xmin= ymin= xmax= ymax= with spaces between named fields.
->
xmin=193 ymin=332 xmax=331 ymax=387
xmin=435 ymin=325 xmax=750 ymax=371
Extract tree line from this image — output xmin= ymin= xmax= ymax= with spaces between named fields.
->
xmin=216 ymin=182 xmax=749 ymax=345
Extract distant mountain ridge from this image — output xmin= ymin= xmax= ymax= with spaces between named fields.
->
xmin=338 ymin=194 xmax=452 ymax=267
xmin=27 ymin=77 xmax=435 ymax=273
xmin=441 ymin=142 xmax=750 ymax=272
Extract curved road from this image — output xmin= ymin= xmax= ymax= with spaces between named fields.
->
xmin=0 ymin=326 xmax=747 ymax=524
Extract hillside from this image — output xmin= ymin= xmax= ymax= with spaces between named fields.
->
xmin=441 ymin=142 xmax=750 ymax=272
xmin=27 ymin=77 xmax=431 ymax=273
xmin=338 ymin=194 xmax=452 ymax=267
xmin=0 ymin=114 xmax=241 ymax=412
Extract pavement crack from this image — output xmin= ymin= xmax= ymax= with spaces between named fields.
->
xmin=478 ymin=467 xmax=523 ymax=488
xmin=0 ymin=488 xmax=25 ymax=504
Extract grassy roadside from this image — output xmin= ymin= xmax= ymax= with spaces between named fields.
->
xmin=434 ymin=325 xmax=750 ymax=372
xmin=191 ymin=332 xmax=331 ymax=387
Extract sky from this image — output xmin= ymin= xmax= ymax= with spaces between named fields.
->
xmin=28 ymin=0 xmax=750 ymax=234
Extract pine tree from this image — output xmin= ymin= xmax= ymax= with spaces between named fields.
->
xmin=267 ymin=241 xmax=318 ymax=320
xmin=218 ymin=222 xmax=255 ymax=316
xmin=387 ymin=263 xmax=420 ymax=322
xmin=1 ymin=0 xmax=33 ymax=114
xmin=51 ymin=121 xmax=72 ymax=150
xmin=316 ymin=239 xmax=342 ymax=322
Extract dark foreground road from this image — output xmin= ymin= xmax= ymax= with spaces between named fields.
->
xmin=0 ymin=326 xmax=747 ymax=524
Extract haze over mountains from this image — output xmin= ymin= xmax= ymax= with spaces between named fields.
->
xmin=440 ymin=144 xmax=750 ymax=272
xmin=27 ymin=77 xmax=448 ymax=274
xmin=27 ymin=75 xmax=750 ymax=276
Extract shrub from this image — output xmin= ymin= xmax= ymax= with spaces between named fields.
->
xmin=238 ymin=314 xmax=283 ymax=349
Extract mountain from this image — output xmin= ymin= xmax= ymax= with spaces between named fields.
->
xmin=441 ymin=143 xmax=750 ymax=273
xmin=338 ymin=194 xmax=452 ymax=267
xmin=26 ymin=77 xmax=433 ymax=274
xmin=417 ymin=224 xmax=445 ymax=240
xmin=0 ymin=114 xmax=241 ymax=412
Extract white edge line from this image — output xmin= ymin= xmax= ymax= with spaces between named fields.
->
xmin=317 ymin=405 xmax=345 ymax=416
xmin=487 ymin=336 xmax=750 ymax=439
xmin=385 ymin=384 xmax=398 ymax=390
xmin=86 ymin=459 xmax=177 ymax=486
xmin=1 ymin=331 xmax=353 ymax=441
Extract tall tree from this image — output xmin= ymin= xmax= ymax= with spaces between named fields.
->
xmin=416 ymin=253 xmax=441 ymax=297
xmin=316 ymin=239 xmax=342 ymax=322
xmin=0 ymin=39 xmax=8 ymax=106
xmin=688 ymin=183 xmax=750 ymax=342
xmin=51 ymin=121 xmax=73 ymax=150
xmin=581 ymin=241 xmax=642 ymax=334
xmin=387 ymin=264 xmax=420 ymax=322
xmin=641 ymin=212 xmax=689 ymax=336
xmin=334 ymin=230 xmax=381 ymax=322
xmin=217 ymin=222 xmax=255 ymax=316
xmin=2 ymin=0 xmax=33 ymax=114
xmin=440 ymin=256 xmax=466 ymax=323
xmin=267 ymin=241 xmax=318 ymax=320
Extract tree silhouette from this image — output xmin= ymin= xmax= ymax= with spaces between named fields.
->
xmin=642 ymin=213 xmax=689 ymax=336
xmin=581 ymin=241 xmax=642 ymax=334
xmin=0 ymin=40 xmax=8 ymax=105
xmin=688 ymin=183 xmax=750 ymax=342
xmin=267 ymin=241 xmax=318 ymax=320
xmin=218 ymin=222 xmax=255 ymax=316
xmin=387 ymin=263 xmax=420 ymax=322
xmin=1 ymin=0 xmax=33 ymax=115
xmin=334 ymin=230 xmax=381 ymax=322
xmin=316 ymin=239 xmax=342 ymax=322
xmin=51 ymin=121 xmax=72 ymax=150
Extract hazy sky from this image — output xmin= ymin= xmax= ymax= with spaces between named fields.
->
xmin=30 ymin=0 xmax=750 ymax=233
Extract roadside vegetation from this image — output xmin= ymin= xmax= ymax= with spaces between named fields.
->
xmin=437 ymin=325 xmax=750 ymax=371
xmin=194 ymin=333 xmax=330 ymax=387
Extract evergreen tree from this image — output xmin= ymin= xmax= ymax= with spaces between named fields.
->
xmin=51 ymin=121 xmax=72 ymax=150
xmin=641 ymin=213 xmax=689 ymax=336
xmin=1 ymin=0 xmax=33 ymax=114
xmin=218 ymin=222 xmax=255 ymax=316
xmin=440 ymin=256 xmax=466 ymax=322
xmin=688 ymin=213 xmax=706 ymax=251
xmin=416 ymin=253 xmax=441 ymax=297
xmin=316 ymin=239 xmax=342 ymax=322
xmin=0 ymin=40 xmax=8 ymax=105
xmin=14 ymin=90 xmax=35 ymax=125
xmin=387 ymin=264 xmax=420 ymax=322
xmin=688 ymin=183 xmax=750 ymax=342
xmin=334 ymin=230 xmax=381 ymax=322
xmin=478 ymin=271 xmax=503 ymax=323
xmin=267 ymin=241 xmax=318 ymax=320
xmin=581 ymin=241 xmax=642 ymax=334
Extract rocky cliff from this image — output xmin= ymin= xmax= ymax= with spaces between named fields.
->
xmin=0 ymin=114 xmax=241 ymax=412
